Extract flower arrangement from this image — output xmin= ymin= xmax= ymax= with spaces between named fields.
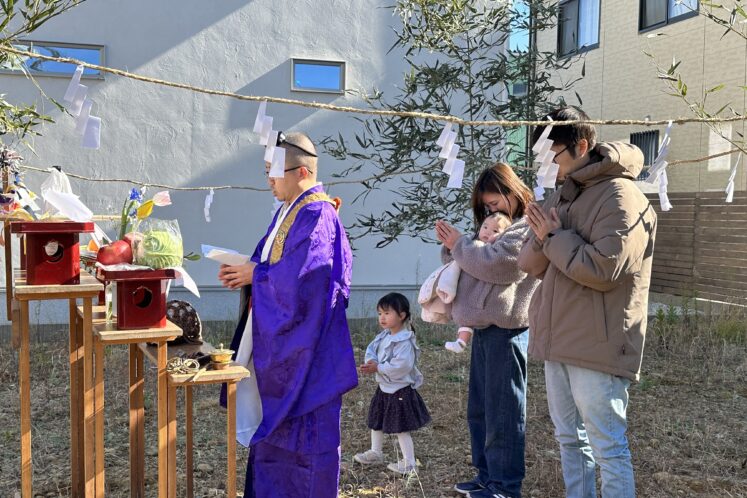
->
xmin=119 ymin=188 xmax=172 ymax=239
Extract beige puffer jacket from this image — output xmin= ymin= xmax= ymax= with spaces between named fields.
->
xmin=518 ymin=142 xmax=657 ymax=381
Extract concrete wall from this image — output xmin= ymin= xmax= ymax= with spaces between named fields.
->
xmin=536 ymin=0 xmax=747 ymax=193
xmin=0 ymin=0 xmax=444 ymax=322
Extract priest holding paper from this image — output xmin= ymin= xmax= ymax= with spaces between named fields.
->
xmin=218 ymin=131 xmax=358 ymax=498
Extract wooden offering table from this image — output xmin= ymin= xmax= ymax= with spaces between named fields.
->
xmin=140 ymin=342 xmax=250 ymax=498
xmin=90 ymin=318 xmax=182 ymax=498
xmin=13 ymin=272 xmax=103 ymax=498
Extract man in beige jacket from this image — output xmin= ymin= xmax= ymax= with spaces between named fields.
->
xmin=518 ymin=107 xmax=657 ymax=498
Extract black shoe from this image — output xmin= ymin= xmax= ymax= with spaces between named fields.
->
xmin=454 ymin=479 xmax=485 ymax=495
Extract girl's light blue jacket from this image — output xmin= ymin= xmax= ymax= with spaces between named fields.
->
xmin=364 ymin=329 xmax=424 ymax=394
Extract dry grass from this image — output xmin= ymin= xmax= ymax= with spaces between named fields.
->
xmin=0 ymin=303 xmax=746 ymax=497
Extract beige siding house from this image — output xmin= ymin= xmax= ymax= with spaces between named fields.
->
xmin=537 ymin=0 xmax=746 ymax=193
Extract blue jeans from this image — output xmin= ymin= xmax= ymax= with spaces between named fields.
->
xmin=545 ymin=361 xmax=635 ymax=498
xmin=468 ymin=326 xmax=528 ymax=498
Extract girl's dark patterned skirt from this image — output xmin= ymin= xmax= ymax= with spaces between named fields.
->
xmin=367 ymin=385 xmax=431 ymax=434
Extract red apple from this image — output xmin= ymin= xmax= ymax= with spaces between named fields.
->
xmin=97 ymin=240 xmax=133 ymax=265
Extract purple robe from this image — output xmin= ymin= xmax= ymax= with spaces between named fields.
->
xmin=238 ymin=185 xmax=358 ymax=498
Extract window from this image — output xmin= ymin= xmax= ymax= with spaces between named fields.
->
xmin=510 ymin=81 xmax=528 ymax=97
xmin=630 ymin=130 xmax=660 ymax=180
xmin=291 ymin=59 xmax=345 ymax=94
xmin=0 ymin=41 xmax=104 ymax=78
xmin=640 ymin=0 xmax=698 ymax=31
xmin=558 ymin=0 xmax=600 ymax=56
xmin=509 ymin=0 xmax=530 ymax=53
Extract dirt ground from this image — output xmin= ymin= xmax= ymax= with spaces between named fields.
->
xmin=0 ymin=317 xmax=745 ymax=497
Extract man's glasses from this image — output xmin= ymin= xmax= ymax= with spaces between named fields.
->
xmin=553 ymin=146 xmax=569 ymax=162
xmin=276 ymin=131 xmax=318 ymax=157
xmin=264 ymin=165 xmax=314 ymax=177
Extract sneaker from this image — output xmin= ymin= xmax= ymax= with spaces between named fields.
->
xmin=386 ymin=460 xmax=416 ymax=474
xmin=445 ymin=339 xmax=466 ymax=353
xmin=454 ymin=478 xmax=485 ymax=495
xmin=353 ymin=450 xmax=384 ymax=465
xmin=466 ymin=487 xmax=509 ymax=498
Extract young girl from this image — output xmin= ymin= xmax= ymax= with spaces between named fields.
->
xmin=354 ymin=293 xmax=431 ymax=474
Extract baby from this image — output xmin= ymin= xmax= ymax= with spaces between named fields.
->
xmin=444 ymin=212 xmax=512 ymax=353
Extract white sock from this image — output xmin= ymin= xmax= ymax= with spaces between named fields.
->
xmin=396 ymin=432 xmax=415 ymax=466
xmin=371 ymin=430 xmax=384 ymax=454
xmin=445 ymin=339 xmax=465 ymax=353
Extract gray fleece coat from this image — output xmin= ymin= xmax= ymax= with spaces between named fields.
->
xmin=442 ymin=218 xmax=539 ymax=330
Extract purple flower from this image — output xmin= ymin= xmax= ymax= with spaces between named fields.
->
xmin=128 ymin=188 xmax=143 ymax=202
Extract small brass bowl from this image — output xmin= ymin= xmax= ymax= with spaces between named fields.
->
xmin=210 ymin=343 xmax=234 ymax=369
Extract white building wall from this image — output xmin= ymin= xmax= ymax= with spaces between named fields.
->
xmin=0 ymin=0 xmax=443 ymax=323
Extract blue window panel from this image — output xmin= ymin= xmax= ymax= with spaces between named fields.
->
xmin=669 ymin=0 xmax=698 ymax=19
xmin=4 ymin=42 xmax=103 ymax=77
xmin=292 ymin=60 xmax=344 ymax=93
xmin=509 ymin=0 xmax=530 ymax=52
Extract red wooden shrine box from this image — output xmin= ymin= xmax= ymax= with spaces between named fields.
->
xmin=97 ymin=268 xmax=176 ymax=330
xmin=11 ymin=221 xmax=94 ymax=285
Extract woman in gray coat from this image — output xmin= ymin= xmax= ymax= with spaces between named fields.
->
xmin=436 ymin=163 xmax=538 ymax=498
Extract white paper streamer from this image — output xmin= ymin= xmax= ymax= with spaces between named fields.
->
xmin=541 ymin=163 xmax=560 ymax=189
xmin=204 ymin=188 xmax=215 ymax=222
xmin=63 ymin=65 xmax=84 ymax=103
xmin=269 ymin=146 xmax=286 ymax=178
xmin=645 ymin=120 xmax=673 ymax=184
xmin=725 ymin=153 xmax=741 ymax=203
xmin=70 ymin=84 xmax=88 ymax=116
xmin=658 ymin=170 xmax=672 ymax=211
xmin=259 ymin=116 xmax=273 ymax=145
xmin=75 ymin=99 xmax=93 ymax=135
xmin=438 ymin=130 xmax=457 ymax=159
xmin=436 ymin=123 xmax=453 ymax=148
xmin=264 ymin=131 xmax=279 ymax=162
xmin=253 ymin=101 xmax=267 ymax=133
xmin=169 ymin=266 xmax=200 ymax=298
xmin=534 ymin=184 xmax=545 ymax=201
xmin=81 ymin=116 xmax=101 ymax=149
xmin=531 ymin=120 xmax=554 ymax=153
xmin=446 ymin=159 xmax=465 ymax=189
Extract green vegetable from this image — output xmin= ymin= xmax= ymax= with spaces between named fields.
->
xmin=138 ymin=229 xmax=183 ymax=268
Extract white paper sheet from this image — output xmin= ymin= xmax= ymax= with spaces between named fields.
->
xmin=446 ymin=159 xmax=465 ymax=189
xmin=534 ymin=183 xmax=545 ymax=201
xmin=253 ymin=101 xmax=267 ymax=133
xmin=725 ymin=153 xmax=740 ymax=203
xmin=75 ymin=99 xmax=92 ymax=134
xmin=658 ymin=170 xmax=673 ymax=211
xmin=170 ymin=266 xmax=200 ymax=297
xmin=201 ymin=244 xmax=251 ymax=266
xmin=259 ymin=116 xmax=273 ymax=145
xmin=204 ymin=188 xmax=215 ymax=222
xmin=70 ymin=84 xmax=88 ymax=116
xmin=82 ymin=116 xmax=101 ymax=149
xmin=532 ymin=123 xmax=554 ymax=153
xmin=532 ymin=140 xmax=553 ymax=162
xmin=541 ymin=163 xmax=560 ymax=188
xmin=264 ymin=131 xmax=279 ymax=162
xmin=436 ymin=123 xmax=453 ymax=147
xmin=438 ymin=130 xmax=457 ymax=159
xmin=269 ymin=146 xmax=285 ymax=178
xmin=63 ymin=65 xmax=84 ymax=103
xmin=443 ymin=157 xmax=455 ymax=175
xmin=42 ymin=190 xmax=93 ymax=222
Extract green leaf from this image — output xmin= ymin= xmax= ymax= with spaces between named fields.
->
xmin=183 ymin=253 xmax=201 ymax=262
